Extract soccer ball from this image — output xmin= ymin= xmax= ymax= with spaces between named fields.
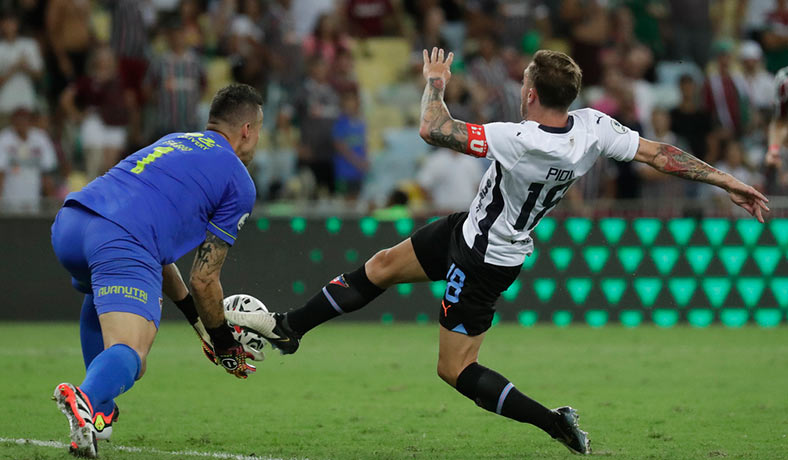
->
xmin=223 ymin=294 xmax=268 ymax=358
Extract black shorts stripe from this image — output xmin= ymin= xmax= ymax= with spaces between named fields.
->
xmin=472 ymin=161 xmax=504 ymax=256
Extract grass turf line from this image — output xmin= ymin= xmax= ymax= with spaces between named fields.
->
xmin=0 ymin=322 xmax=786 ymax=459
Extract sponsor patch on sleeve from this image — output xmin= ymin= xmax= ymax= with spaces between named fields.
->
xmin=466 ymin=123 xmax=488 ymax=158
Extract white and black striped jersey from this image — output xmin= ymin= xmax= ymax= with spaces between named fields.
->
xmin=461 ymin=108 xmax=640 ymax=266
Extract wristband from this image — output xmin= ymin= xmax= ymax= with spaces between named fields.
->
xmin=768 ymin=144 xmax=780 ymax=154
xmin=206 ymin=324 xmax=236 ymax=350
xmin=174 ymin=294 xmax=199 ymax=325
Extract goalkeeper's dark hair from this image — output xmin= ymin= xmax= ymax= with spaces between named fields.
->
xmin=208 ymin=84 xmax=263 ymax=127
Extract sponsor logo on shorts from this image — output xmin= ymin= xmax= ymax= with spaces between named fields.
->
xmin=96 ymin=285 xmax=149 ymax=304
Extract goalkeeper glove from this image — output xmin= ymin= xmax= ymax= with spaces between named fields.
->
xmin=174 ymin=294 xmax=218 ymax=364
xmin=175 ymin=293 xmax=264 ymax=369
xmin=206 ymin=324 xmax=257 ymax=379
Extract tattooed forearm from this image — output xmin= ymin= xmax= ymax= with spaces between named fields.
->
xmin=651 ymin=143 xmax=726 ymax=185
xmin=189 ymin=232 xmax=230 ymax=327
xmin=192 ymin=233 xmax=228 ymax=274
xmin=419 ymin=77 xmax=469 ymax=153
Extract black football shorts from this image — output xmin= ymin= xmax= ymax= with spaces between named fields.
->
xmin=411 ymin=212 xmax=521 ymax=336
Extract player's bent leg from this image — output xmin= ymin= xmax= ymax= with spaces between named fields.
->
xmin=54 ymin=311 xmax=152 ymax=458
xmin=261 ymin=215 xmax=457 ymax=353
xmin=364 ymin=238 xmax=431 ymax=288
xmin=57 ymin=312 xmax=155 ymax=455
xmin=79 ymin=295 xmax=120 ymax=440
xmin=436 ymin=324 xmax=484 ymax=386
xmin=278 ymin=238 xmax=430 ymax=352
xmin=97 ymin=311 xmax=157 ymax=379
xmin=438 ymin=326 xmax=590 ymax=454
xmin=79 ymin=295 xmax=104 ymax=370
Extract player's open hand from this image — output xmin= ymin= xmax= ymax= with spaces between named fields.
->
xmin=728 ymin=180 xmax=770 ymax=223
xmin=423 ymin=47 xmax=454 ymax=83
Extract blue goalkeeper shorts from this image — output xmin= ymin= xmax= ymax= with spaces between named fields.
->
xmin=51 ymin=202 xmax=163 ymax=327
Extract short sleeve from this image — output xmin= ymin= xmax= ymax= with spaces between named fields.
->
xmin=480 ymin=122 xmax=526 ymax=170
xmin=596 ymin=113 xmax=640 ymax=162
xmin=207 ymin=170 xmax=256 ymax=246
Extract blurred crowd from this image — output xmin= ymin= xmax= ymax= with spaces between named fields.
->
xmin=1 ymin=0 xmax=788 ymax=217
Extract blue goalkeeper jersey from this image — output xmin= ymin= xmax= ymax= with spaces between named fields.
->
xmin=65 ymin=131 xmax=255 ymax=264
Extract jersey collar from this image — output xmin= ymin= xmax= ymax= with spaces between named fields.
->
xmin=204 ymin=130 xmax=234 ymax=152
xmin=537 ymin=115 xmax=574 ymax=134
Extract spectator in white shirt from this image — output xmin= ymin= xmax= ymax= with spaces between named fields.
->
xmin=416 ymin=147 xmax=485 ymax=212
xmin=739 ymin=40 xmax=776 ymax=113
xmin=0 ymin=12 xmax=43 ymax=117
xmin=0 ymin=107 xmax=58 ymax=213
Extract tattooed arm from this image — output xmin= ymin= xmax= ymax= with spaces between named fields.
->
xmin=419 ymin=47 xmax=469 ymax=154
xmin=633 ymin=138 xmax=727 ymax=184
xmin=634 ymin=138 xmax=770 ymax=222
xmin=189 ymin=232 xmax=230 ymax=328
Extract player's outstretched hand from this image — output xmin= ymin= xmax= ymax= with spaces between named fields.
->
xmin=728 ymin=180 xmax=770 ymax=223
xmin=423 ymin=47 xmax=454 ymax=83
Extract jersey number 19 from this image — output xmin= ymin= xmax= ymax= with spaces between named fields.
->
xmin=513 ymin=180 xmax=575 ymax=231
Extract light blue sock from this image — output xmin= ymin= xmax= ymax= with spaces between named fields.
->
xmin=79 ymin=344 xmax=141 ymax=412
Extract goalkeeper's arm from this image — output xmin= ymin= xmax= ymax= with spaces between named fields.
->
xmin=162 ymin=263 xmax=199 ymax=324
xmin=189 ymin=232 xmax=255 ymax=379
xmin=162 ymin=262 xmax=216 ymax=363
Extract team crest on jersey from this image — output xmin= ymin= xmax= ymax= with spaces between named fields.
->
xmin=611 ymin=118 xmax=628 ymax=134
xmin=237 ymin=213 xmax=250 ymax=231
xmin=329 ymin=275 xmax=349 ymax=288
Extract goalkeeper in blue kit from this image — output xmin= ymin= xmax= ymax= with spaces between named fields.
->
xmin=49 ymin=84 xmax=263 ymax=458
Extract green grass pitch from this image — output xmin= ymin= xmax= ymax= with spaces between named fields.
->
xmin=1 ymin=322 xmax=786 ymax=459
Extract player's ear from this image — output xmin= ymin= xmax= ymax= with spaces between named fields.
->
xmin=241 ymin=122 xmax=251 ymax=139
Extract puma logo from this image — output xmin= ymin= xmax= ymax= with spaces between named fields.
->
xmin=442 ymin=300 xmax=452 ymax=317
